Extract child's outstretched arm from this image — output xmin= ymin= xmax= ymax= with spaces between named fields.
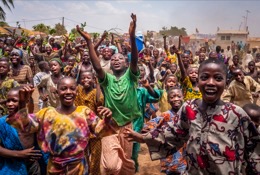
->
xmin=76 ymin=25 xmax=105 ymax=81
xmin=129 ymin=13 xmax=138 ymax=75
xmin=177 ymin=50 xmax=187 ymax=81
xmin=140 ymin=79 xmax=159 ymax=98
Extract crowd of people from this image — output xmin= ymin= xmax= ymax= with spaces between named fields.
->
xmin=0 ymin=13 xmax=259 ymax=175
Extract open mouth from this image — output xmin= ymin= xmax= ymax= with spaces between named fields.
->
xmin=113 ymin=63 xmax=120 ymax=68
xmin=64 ymin=96 xmax=74 ymax=101
xmin=205 ymin=89 xmax=217 ymax=96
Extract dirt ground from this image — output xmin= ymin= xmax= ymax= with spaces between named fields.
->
xmin=136 ymin=144 xmax=164 ymax=175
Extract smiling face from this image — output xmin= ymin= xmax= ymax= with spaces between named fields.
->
xmin=50 ymin=61 xmax=61 ymax=75
xmin=198 ymin=62 xmax=226 ymax=104
xmin=0 ymin=61 xmax=10 ymax=76
xmin=110 ymin=53 xmax=127 ymax=73
xmin=57 ymin=78 xmax=77 ymax=107
xmin=167 ymin=89 xmax=183 ymax=110
xmin=102 ymin=48 xmax=112 ymax=60
xmin=199 ymin=53 xmax=206 ymax=63
xmin=81 ymin=51 xmax=90 ymax=63
xmin=232 ymin=69 xmax=244 ymax=83
xmin=6 ymin=90 xmax=19 ymax=116
xmin=67 ymin=57 xmax=76 ymax=67
xmin=188 ymin=67 xmax=198 ymax=83
xmin=80 ymin=72 xmax=94 ymax=90
xmin=10 ymin=52 xmax=21 ymax=65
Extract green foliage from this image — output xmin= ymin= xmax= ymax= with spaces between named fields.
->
xmin=80 ymin=22 xmax=87 ymax=30
xmin=53 ymin=23 xmax=67 ymax=35
xmin=32 ymin=23 xmax=51 ymax=34
xmin=0 ymin=0 xmax=14 ymax=21
xmin=0 ymin=21 xmax=8 ymax=27
xmin=159 ymin=26 xmax=187 ymax=37
xmin=69 ymin=28 xmax=80 ymax=41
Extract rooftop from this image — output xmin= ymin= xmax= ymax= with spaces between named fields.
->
xmin=216 ymin=30 xmax=249 ymax=35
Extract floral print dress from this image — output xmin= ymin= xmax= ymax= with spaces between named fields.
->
xmin=144 ymin=100 xmax=260 ymax=175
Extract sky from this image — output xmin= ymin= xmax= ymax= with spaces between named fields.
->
xmin=2 ymin=0 xmax=260 ymax=37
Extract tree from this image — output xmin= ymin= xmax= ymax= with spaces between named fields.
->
xmin=159 ymin=26 xmax=187 ymax=36
xmin=33 ymin=23 xmax=51 ymax=34
xmin=0 ymin=21 xmax=8 ymax=27
xmin=0 ymin=0 xmax=14 ymax=21
xmin=53 ymin=23 xmax=67 ymax=35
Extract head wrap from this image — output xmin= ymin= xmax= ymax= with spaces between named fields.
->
xmin=45 ymin=43 xmax=52 ymax=49
xmin=50 ymin=58 xmax=63 ymax=67
xmin=11 ymin=49 xmax=23 ymax=58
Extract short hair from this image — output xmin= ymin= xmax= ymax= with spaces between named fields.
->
xmin=8 ymin=86 xmax=23 ymax=95
xmin=38 ymin=61 xmax=48 ymax=71
xmin=57 ymin=76 xmax=77 ymax=88
xmin=167 ymin=86 xmax=183 ymax=96
xmin=198 ymin=58 xmax=227 ymax=77
xmin=165 ymin=74 xmax=178 ymax=83
xmin=243 ymin=103 xmax=260 ymax=121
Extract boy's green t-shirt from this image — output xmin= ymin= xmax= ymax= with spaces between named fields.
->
xmin=99 ymin=68 xmax=142 ymax=126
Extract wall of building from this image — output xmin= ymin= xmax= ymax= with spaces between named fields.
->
xmin=215 ymin=34 xmax=247 ymax=48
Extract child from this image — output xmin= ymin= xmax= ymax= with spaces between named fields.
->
xmin=132 ymin=68 xmax=162 ymax=172
xmin=77 ymin=13 xmax=139 ymax=174
xmin=74 ymin=71 xmax=104 ymax=175
xmin=178 ymin=51 xmax=202 ymax=101
xmin=222 ymin=68 xmax=260 ymax=107
xmin=14 ymin=77 xmax=112 ymax=174
xmin=124 ymin=58 xmax=260 ymax=175
xmin=33 ymin=61 xmax=50 ymax=110
xmin=0 ymin=87 xmax=47 ymax=175
xmin=142 ymin=87 xmax=187 ymax=175
xmin=0 ymin=58 xmax=19 ymax=117
xmin=63 ymin=56 xmax=77 ymax=77
xmin=28 ymin=56 xmax=39 ymax=76
xmin=242 ymin=103 xmax=260 ymax=175
xmin=159 ymin=74 xmax=179 ymax=113
xmin=37 ymin=58 xmax=64 ymax=108
xmin=246 ymin=61 xmax=260 ymax=83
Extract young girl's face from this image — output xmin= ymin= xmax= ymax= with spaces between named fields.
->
xmin=168 ymin=89 xmax=183 ymax=110
xmin=67 ymin=57 xmax=76 ymax=67
xmin=0 ymin=61 xmax=9 ymax=76
xmin=169 ymin=64 xmax=177 ymax=74
xmin=139 ymin=66 xmax=145 ymax=79
xmin=57 ymin=78 xmax=77 ymax=107
xmin=188 ymin=67 xmax=198 ymax=83
xmin=198 ymin=63 xmax=226 ymax=104
xmin=50 ymin=61 xmax=61 ymax=75
xmin=165 ymin=76 xmax=177 ymax=90
xmin=6 ymin=90 xmax=19 ymax=116
xmin=80 ymin=72 xmax=94 ymax=90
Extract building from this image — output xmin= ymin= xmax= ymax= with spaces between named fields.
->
xmin=215 ymin=30 xmax=249 ymax=48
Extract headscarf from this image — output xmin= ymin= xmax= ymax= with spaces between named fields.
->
xmin=11 ymin=49 xmax=23 ymax=58
xmin=50 ymin=58 xmax=63 ymax=67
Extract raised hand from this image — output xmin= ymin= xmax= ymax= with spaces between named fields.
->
xmin=101 ymin=31 xmax=108 ymax=40
xmin=129 ymin=13 xmax=137 ymax=37
xmin=19 ymin=85 xmax=34 ymax=109
xmin=76 ymin=25 xmax=92 ymax=41
xmin=123 ymin=128 xmax=145 ymax=143
xmin=139 ymin=78 xmax=150 ymax=88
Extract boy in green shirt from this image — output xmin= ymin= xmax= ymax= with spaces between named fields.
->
xmin=77 ymin=13 xmax=140 ymax=175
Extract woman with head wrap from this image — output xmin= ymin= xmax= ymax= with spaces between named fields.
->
xmin=37 ymin=58 xmax=64 ymax=108
xmin=9 ymin=49 xmax=34 ymax=113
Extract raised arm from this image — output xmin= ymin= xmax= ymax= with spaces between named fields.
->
xmin=177 ymin=51 xmax=187 ymax=81
xmin=163 ymin=35 xmax=168 ymax=53
xmin=94 ymin=31 xmax=107 ymax=51
xmin=129 ymin=13 xmax=138 ymax=74
xmin=76 ymin=25 xmax=105 ymax=80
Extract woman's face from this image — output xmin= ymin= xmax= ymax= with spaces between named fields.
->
xmin=10 ymin=52 xmax=21 ymax=65
xmin=57 ymin=78 xmax=77 ymax=107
